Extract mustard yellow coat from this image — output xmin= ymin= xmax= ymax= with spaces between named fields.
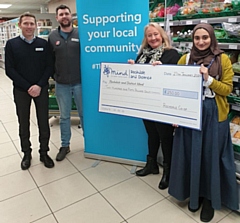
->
xmin=178 ymin=53 xmax=233 ymax=122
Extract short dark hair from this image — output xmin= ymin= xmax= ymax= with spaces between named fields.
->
xmin=56 ymin=4 xmax=71 ymax=15
xmin=19 ymin=12 xmax=36 ymax=24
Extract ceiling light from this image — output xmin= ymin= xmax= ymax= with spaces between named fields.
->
xmin=0 ymin=4 xmax=12 ymax=9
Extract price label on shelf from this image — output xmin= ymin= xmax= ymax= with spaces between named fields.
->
xmin=232 ymin=105 xmax=240 ymax=111
xmin=228 ymin=18 xmax=237 ymax=23
xmin=186 ymin=20 xmax=193 ymax=25
xmin=229 ymin=45 xmax=238 ymax=50
xmin=200 ymin=20 xmax=208 ymax=23
xmin=233 ymin=76 xmax=239 ymax=82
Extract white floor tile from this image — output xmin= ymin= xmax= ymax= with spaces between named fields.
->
xmin=40 ymin=172 xmax=97 ymax=212
xmin=82 ymin=161 xmax=134 ymax=191
xmin=2 ymin=120 xmax=19 ymax=132
xmin=101 ymin=177 xmax=164 ymax=219
xmin=67 ymin=150 xmax=98 ymax=171
xmin=0 ymin=141 xmax=18 ymax=158
xmin=0 ymin=122 xmax=6 ymax=133
xmin=0 ymin=113 xmax=18 ymax=123
xmin=0 ymin=171 xmax=36 ymax=201
xmin=218 ymin=211 xmax=240 ymax=223
xmin=7 ymin=128 xmax=19 ymax=140
xmin=54 ymin=193 xmax=124 ymax=223
xmin=34 ymin=214 xmax=58 ymax=223
xmin=0 ymin=131 xmax=11 ymax=143
xmin=67 ymin=133 xmax=84 ymax=152
xmin=0 ymin=154 xmax=21 ymax=176
xmin=127 ymin=199 xmax=196 ymax=223
xmin=29 ymin=159 xmax=78 ymax=186
xmin=0 ymin=189 xmax=51 ymax=223
xmin=139 ymin=172 xmax=170 ymax=198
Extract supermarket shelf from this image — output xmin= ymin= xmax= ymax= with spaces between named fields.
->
xmin=174 ymin=41 xmax=240 ymax=50
xmin=37 ymin=26 xmax=52 ymax=29
xmin=179 ymin=16 xmax=240 ymax=26
xmin=159 ymin=15 xmax=240 ymax=27
xmin=233 ymin=75 xmax=240 ymax=83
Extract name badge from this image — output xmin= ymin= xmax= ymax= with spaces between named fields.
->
xmin=35 ymin=48 xmax=44 ymax=51
xmin=71 ymin=38 xmax=79 ymax=42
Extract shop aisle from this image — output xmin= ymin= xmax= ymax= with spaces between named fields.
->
xmin=0 ymin=67 xmax=239 ymax=223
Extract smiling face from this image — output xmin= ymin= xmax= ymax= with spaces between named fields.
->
xmin=56 ymin=8 xmax=72 ymax=28
xmin=146 ymin=26 xmax=163 ymax=49
xmin=18 ymin=16 xmax=36 ymax=40
xmin=193 ymin=28 xmax=211 ymax=51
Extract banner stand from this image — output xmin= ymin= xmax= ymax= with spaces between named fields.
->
xmin=85 ymin=153 xmax=146 ymax=167
xmin=77 ymin=0 xmax=150 ymax=166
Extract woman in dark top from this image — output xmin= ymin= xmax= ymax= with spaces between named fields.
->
xmin=128 ymin=23 xmax=180 ymax=190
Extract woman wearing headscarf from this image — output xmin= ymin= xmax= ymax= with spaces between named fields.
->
xmin=168 ymin=23 xmax=239 ymax=222
xmin=128 ymin=23 xmax=180 ymax=190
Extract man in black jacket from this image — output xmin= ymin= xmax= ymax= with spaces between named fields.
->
xmin=48 ymin=5 xmax=83 ymax=161
xmin=5 ymin=12 xmax=54 ymax=170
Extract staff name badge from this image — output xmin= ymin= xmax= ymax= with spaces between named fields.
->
xmin=71 ymin=38 xmax=79 ymax=42
xmin=35 ymin=48 xmax=44 ymax=51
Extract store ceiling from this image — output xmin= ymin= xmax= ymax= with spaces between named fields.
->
xmin=0 ymin=0 xmax=50 ymax=17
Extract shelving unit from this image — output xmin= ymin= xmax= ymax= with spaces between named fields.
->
xmin=0 ymin=18 xmax=20 ymax=68
xmin=37 ymin=25 xmax=52 ymax=40
xmin=158 ymin=15 xmax=240 ymax=50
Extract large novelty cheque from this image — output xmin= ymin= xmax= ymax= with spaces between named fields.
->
xmin=99 ymin=63 xmax=203 ymax=130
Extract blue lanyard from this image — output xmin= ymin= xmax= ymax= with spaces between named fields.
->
xmin=207 ymin=57 xmax=215 ymax=69
xmin=193 ymin=56 xmax=215 ymax=68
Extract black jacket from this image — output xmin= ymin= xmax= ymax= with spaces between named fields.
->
xmin=48 ymin=27 xmax=81 ymax=84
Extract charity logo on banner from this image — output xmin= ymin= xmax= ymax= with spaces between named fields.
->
xmin=77 ymin=0 xmax=149 ymax=163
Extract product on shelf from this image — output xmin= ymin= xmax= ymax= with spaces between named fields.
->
xmin=222 ymin=22 xmax=240 ymax=38
xmin=229 ymin=114 xmax=240 ymax=148
xmin=232 ymin=62 xmax=240 ymax=74
xmin=149 ymin=0 xmax=182 ymax=21
xmin=232 ymin=115 xmax=240 ymax=124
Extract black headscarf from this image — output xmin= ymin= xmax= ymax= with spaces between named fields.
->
xmin=189 ymin=23 xmax=223 ymax=79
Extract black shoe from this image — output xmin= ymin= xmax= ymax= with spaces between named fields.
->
xmin=40 ymin=154 xmax=54 ymax=168
xmin=158 ymin=163 xmax=170 ymax=190
xmin=136 ymin=155 xmax=159 ymax=177
xmin=200 ymin=198 xmax=214 ymax=222
xmin=21 ymin=154 xmax=32 ymax=170
xmin=56 ymin=146 xmax=70 ymax=161
xmin=188 ymin=197 xmax=204 ymax=212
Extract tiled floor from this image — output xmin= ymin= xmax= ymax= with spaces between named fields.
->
xmin=0 ymin=67 xmax=239 ymax=223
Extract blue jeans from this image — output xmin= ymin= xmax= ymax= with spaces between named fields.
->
xmin=55 ymin=82 xmax=83 ymax=147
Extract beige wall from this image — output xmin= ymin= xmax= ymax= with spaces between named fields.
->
xmin=48 ymin=0 xmax=77 ymax=14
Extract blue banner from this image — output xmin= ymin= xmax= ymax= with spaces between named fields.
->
xmin=77 ymin=0 xmax=149 ymax=163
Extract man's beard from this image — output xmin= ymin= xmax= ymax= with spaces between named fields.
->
xmin=60 ymin=20 xmax=71 ymax=28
